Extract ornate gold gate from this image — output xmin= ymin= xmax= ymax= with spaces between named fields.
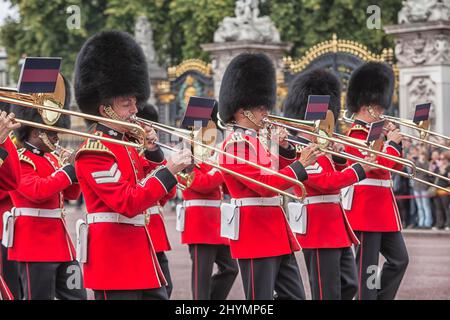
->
xmin=281 ymin=34 xmax=398 ymax=117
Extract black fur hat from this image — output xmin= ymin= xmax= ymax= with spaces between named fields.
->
xmin=12 ymin=74 xmax=72 ymax=143
xmin=218 ymin=53 xmax=276 ymax=123
xmin=74 ymin=30 xmax=150 ymax=116
xmin=284 ymin=69 xmax=341 ymax=123
xmin=346 ymin=62 xmax=394 ymax=113
xmin=137 ymin=103 xmax=158 ymax=122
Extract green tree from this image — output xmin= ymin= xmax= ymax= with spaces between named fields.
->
xmin=104 ymin=0 xmax=179 ymax=66
xmin=104 ymin=0 xmax=235 ymax=65
xmin=264 ymin=0 xmax=402 ymax=57
xmin=1 ymin=0 xmax=109 ymax=80
xmin=1 ymin=0 xmax=402 ymax=79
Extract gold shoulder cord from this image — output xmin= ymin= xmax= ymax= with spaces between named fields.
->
xmin=18 ymin=148 xmax=36 ymax=170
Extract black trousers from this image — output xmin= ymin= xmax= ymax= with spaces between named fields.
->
xmin=18 ymin=260 xmax=87 ymax=300
xmin=1 ymin=244 xmax=22 ymax=299
xmin=396 ymin=198 xmax=410 ymax=228
xmin=94 ymin=287 xmax=168 ymax=300
xmin=156 ymin=251 xmax=173 ymax=298
xmin=303 ymin=247 xmax=358 ymax=300
xmin=188 ymin=244 xmax=239 ymax=300
xmin=354 ymin=231 xmax=409 ymax=300
xmin=238 ymin=253 xmax=305 ymax=300
xmin=433 ymin=195 xmax=450 ymax=228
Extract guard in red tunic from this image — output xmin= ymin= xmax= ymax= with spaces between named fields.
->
xmin=0 ymin=111 xmax=21 ymax=301
xmin=0 ymin=111 xmax=21 ymax=190
xmin=217 ymin=53 xmax=321 ymax=300
xmin=138 ymin=103 xmax=176 ymax=298
xmin=284 ymin=69 xmax=376 ymax=300
xmin=6 ymin=77 xmax=87 ymax=300
xmin=343 ymin=62 xmax=408 ymax=300
xmin=73 ymin=31 xmax=191 ymax=300
xmin=178 ymin=160 xmax=239 ymax=300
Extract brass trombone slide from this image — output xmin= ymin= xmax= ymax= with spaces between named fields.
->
xmin=131 ymin=116 xmax=307 ymax=201
xmin=340 ymin=112 xmax=450 ymax=151
xmin=160 ymin=143 xmax=304 ymax=201
xmin=11 ymin=118 xmax=142 ymax=149
xmin=383 ymin=114 xmax=450 ymax=145
xmin=334 ymin=131 xmax=450 ymax=186
xmin=267 ymin=115 xmax=450 ymax=193
xmin=0 ymin=88 xmax=146 ymax=149
xmin=265 ymin=115 xmax=417 ymax=178
xmin=338 ymin=114 xmax=450 ymax=185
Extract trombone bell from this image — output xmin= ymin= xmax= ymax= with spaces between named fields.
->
xmin=267 ymin=110 xmax=335 ymax=148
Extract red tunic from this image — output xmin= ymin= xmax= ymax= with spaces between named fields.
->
xmin=294 ymin=155 xmax=363 ymax=248
xmin=344 ymin=121 xmax=404 ymax=232
xmin=218 ymin=128 xmax=308 ymax=259
xmin=8 ymin=145 xmax=80 ymax=262
xmin=146 ymin=162 xmax=176 ymax=253
xmin=0 ymin=137 xmax=21 ymax=191
xmin=180 ymin=163 xmax=227 ymax=245
xmin=75 ymin=126 xmax=178 ymax=290
xmin=0 ymin=191 xmax=13 ymax=241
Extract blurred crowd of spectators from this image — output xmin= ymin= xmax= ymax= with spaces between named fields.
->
xmin=393 ymin=137 xmax=450 ymax=230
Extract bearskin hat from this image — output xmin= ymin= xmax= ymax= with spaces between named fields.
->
xmin=346 ymin=62 xmax=394 ymax=113
xmin=12 ymin=74 xmax=72 ymax=143
xmin=283 ymin=69 xmax=341 ymax=123
xmin=74 ymin=30 xmax=150 ymax=116
xmin=218 ymin=53 xmax=276 ymax=123
xmin=137 ymin=103 xmax=158 ymax=122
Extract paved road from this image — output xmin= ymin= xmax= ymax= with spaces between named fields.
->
xmin=65 ymin=203 xmax=450 ymax=300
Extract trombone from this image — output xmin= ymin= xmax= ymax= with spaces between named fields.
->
xmin=131 ymin=116 xmax=308 ymax=201
xmin=341 ymin=111 xmax=450 ymax=151
xmin=339 ymin=113 xmax=450 ymax=187
xmin=0 ymin=75 xmax=146 ymax=149
xmin=266 ymin=114 xmax=450 ymax=193
xmin=217 ymin=112 xmax=415 ymax=175
xmin=264 ymin=114 xmax=416 ymax=179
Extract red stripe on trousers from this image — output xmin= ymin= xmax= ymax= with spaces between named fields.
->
xmin=194 ymin=245 xmax=198 ymax=300
xmin=0 ymin=246 xmax=3 ymax=277
xmin=26 ymin=262 xmax=32 ymax=300
xmin=316 ymin=249 xmax=323 ymax=300
xmin=251 ymin=259 xmax=255 ymax=300
xmin=358 ymin=233 xmax=364 ymax=300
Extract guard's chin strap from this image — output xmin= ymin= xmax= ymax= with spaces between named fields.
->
xmin=38 ymin=132 xmax=56 ymax=152
xmin=243 ymin=110 xmax=264 ymax=129
xmin=103 ymin=105 xmax=124 ymax=122
xmin=367 ymin=105 xmax=381 ymax=121
xmin=104 ymin=106 xmax=143 ymax=145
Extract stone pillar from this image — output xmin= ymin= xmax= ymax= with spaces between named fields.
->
xmin=385 ymin=1 xmax=450 ymax=136
xmin=201 ymin=41 xmax=291 ymax=99
xmin=135 ymin=15 xmax=167 ymax=105
xmin=201 ymin=0 xmax=292 ymax=99
xmin=0 ymin=47 xmax=10 ymax=87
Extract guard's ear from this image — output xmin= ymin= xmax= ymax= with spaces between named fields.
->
xmin=234 ymin=108 xmax=245 ymax=121
xmin=30 ymin=127 xmax=41 ymax=139
xmin=99 ymin=105 xmax=106 ymax=118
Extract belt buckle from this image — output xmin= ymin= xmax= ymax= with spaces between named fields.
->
xmin=61 ymin=209 xmax=66 ymax=219
xmin=145 ymin=212 xmax=151 ymax=225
